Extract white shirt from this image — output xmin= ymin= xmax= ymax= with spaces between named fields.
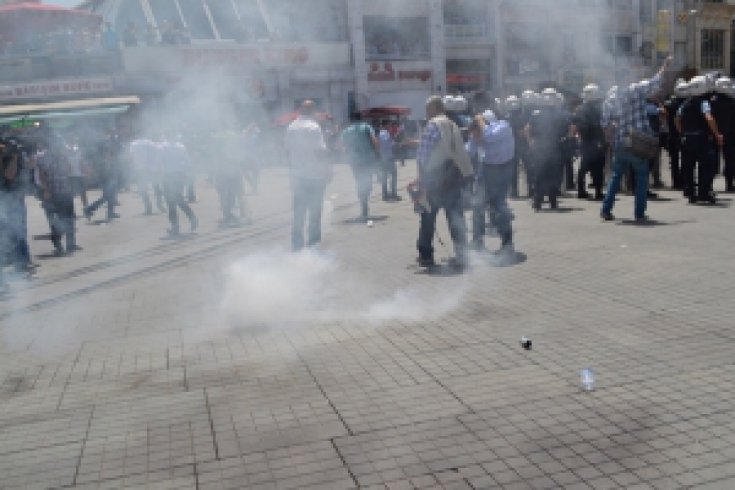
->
xmin=284 ymin=116 xmax=329 ymax=181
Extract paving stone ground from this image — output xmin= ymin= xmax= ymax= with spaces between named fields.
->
xmin=2 ymin=158 xmax=735 ymax=489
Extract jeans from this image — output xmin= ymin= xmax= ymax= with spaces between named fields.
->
xmin=380 ymin=158 xmax=398 ymax=199
xmin=417 ymin=185 xmax=467 ymax=260
xmin=602 ymin=147 xmax=649 ymax=219
xmin=217 ymin=171 xmax=246 ymax=222
xmin=351 ymin=165 xmax=373 ymax=217
xmin=472 ymin=162 xmax=513 ymax=246
xmin=292 ymin=177 xmax=327 ymax=251
xmin=163 ymin=175 xmax=197 ymax=233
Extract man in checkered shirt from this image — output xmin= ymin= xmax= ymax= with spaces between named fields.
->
xmin=601 ymin=56 xmax=672 ymax=222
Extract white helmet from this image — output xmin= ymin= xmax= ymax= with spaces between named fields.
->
xmin=521 ymin=90 xmax=537 ymax=107
xmin=714 ymin=77 xmax=735 ymax=97
xmin=582 ymin=84 xmax=602 ymax=102
xmin=688 ymin=76 xmax=711 ymax=97
xmin=607 ymin=85 xmax=618 ymax=97
xmin=540 ymin=88 xmax=558 ymax=107
xmin=674 ymin=80 xmax=690 ymax=98
xmin=505 ymin=95 xmax=521 ymax=111
xmin=629 ymin=79 xmax=650 ymax=92
xmin=482 ymin=109 xmax=497 ymax=123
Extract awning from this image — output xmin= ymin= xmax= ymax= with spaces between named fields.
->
xmin=0 ymin=96 xmax=140 ymax=124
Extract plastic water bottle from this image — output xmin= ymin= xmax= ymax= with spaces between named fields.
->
xmin=580 ymin=369 xmax=596 ymax=392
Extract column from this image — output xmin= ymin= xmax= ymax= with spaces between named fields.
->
xmin=428 ymin=0 xmax=446 ymax=94
xmin=347 ymin=0 xmax=368 ymax=109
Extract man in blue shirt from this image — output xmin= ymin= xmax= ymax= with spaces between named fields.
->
xmin=601 ymin=56 xmax=672 ymax=222
xmin=466 ymin=111 xmax=515 ymax=255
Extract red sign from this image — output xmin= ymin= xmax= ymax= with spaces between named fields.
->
xmin=0 ymin=78 xmax=113 ymax=100
xmin=367 ymin=62 xmax=432 ymax=83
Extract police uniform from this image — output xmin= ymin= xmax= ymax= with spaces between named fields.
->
xmin=528 ymin=108 xmax=567 ymax=210
xmin=574 ymin=100 xmax=606 ymax=199
xmin=507 ymin=107 xmax=525 ymax=198
xmin=710 ymin=92 xmax=735 ymax=191
xmin=678 ymin=96 xmax=716 ymax=203
xmin=663 ymin=96 xmax=685 ymax=189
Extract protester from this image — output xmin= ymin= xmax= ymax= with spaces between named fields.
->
xmin=159 ymin=135 xmax=198 ymax=236
xmin=415 ymin=96 xmax=473 ymax=269
xmin=341 ymin=112 xmax=379 ymax=220
xmin=378 ymin=120 xmax=400 ymax=201
xmin=284 ymin=100 xmax=331 ymax=251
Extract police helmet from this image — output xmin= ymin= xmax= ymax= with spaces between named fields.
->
xmin=581 ymin=84 xmax=602 ymax=102
xmin=674 ymin=80 xmax=690 ymax=98
xmin=687 ymin=76 xmax=711 ymax=97
xmin=505 ymin=95 xmax=521 ymax=111
xmin=540 ymin=88 xmax=558 ymax=107
xmin=521 ymin=90 xmax=537 ymax=107
xmin=714 ymin=77 xmax=735 ymax=97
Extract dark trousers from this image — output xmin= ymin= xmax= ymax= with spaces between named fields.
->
xmin=562 ymin=155 xmax=574 ymax=190
xmin=509 ymin=155 xmax=519 ymax=198
xmin=381 ymin=158 xmax=398 ymax=199
xmin=217 ymin=171 xmax=245 ymax=222
xmin=472 ymin=163 xmax=513 ymax=246
xmin=47 ymin=194 xmax=76 ymax=251
xmin=417 ymin=186 xmax=467 ymax=261
xmin=649 ymin=151 xmax=662 ymax=185
xmin=578 ymin=147 xmax=605 ymax=197
xmin=681 ymin=136 xmax=715 ymax=200
xmin=140 ymin=181 xmax=165 ymax=214
xmin=533 ymin=157 xmax=561 ymax=209
xmin=667 ymin=142 xmax=681 ymax=189
xmin=292 ymin=177 xmax=327 ymax=251
xmin=164 ymin=176 xmax=197 ymax=233
xmin=352 ymin=165 xmax=373 ymax=217
xmin=87 ymin=177 xmax=117 ymax=219
xmin=724 ymin=140 xmax=735 ymax=190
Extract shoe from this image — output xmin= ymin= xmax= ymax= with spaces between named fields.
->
xmin=470 ymin=241 xmax=485 ymax=252
xmin=635 ymin=215 xmax=650 ymax=223
xmin=446 ymin=256 xmax=468 ymax=270
xmin=167 ymin=228 xmax=181 ymax=237
xmin=107 ymin=213 xmax=121 ymax=220
xmin=600 ymin=212 xmax=615 ymax=221
xmin=83 ymin=207 xmax=92 ymax=221
xmin=391 ymin=195 xmax=403 ymax=201
xmin=652 ymin=181 xmax=664 ymax=189
xmin=688 ymin=196 xmax=697 ymax=204
xmin=593 ymin=193 xmax=605 ymax=201
xmin=67 ymin=245 xmax=83 ymax=252
xmin=417 ymin=256 xmax=436 ymax=267
xmin=494 ymin=242 xmax=515 ymax=256
xmin=647 ymin=191 xmax=658 ymax=199
xmin=53 ymin=248 xmax=65 ymax=257
xmin=578 ymin=191 xmax=591 ymax=200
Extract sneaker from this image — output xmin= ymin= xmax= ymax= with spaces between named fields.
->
xmin=494 ymin=242 xmax=515 ymax=256
xmin=635 ymin=215 xmax=651 ymax=223
xmin=67 ymin=245 xmax=83 ymax=253
xmin=391 ymin=195 xmax=403 ymax=201
xmin=107 ymin=213 xmax=121 ymax=220
xmin=600 ymin=212 xmax=615 ymax=221
xmin=578 ymin=191 xmax=591 ymax=200
xmin=446 ymin=256 xmax=468 ymax=270
xmin=593 ymin=193 xmax=605 ymax=201
xmin=167 ymin=228 xmax=181 ymax=237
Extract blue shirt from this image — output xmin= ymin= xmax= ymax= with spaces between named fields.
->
xmin=378 ymin=129 xmax=393 ymax=161
xmin=604 ymin=72 xmax=663 ymax=146
xmin=467 ymin=120 xmax=515 ymax=165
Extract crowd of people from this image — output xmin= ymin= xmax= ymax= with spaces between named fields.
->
xmin=284 ymin=55 xmax=734 ymax=271
xmin=0 ymin=121 xmax=271 ymax=293
xmin=2 ymin=54 xmax=733 ymax=290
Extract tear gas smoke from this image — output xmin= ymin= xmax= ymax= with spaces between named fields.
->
xmin=219 ymin=249 xmax=471 ymax=333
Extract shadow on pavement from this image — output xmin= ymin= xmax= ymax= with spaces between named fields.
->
xmin=536 ymin=206 xmax=585 ymax=213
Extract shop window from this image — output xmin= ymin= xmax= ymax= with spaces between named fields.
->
xmin=701 ymin=29 xmax=725 ymax=69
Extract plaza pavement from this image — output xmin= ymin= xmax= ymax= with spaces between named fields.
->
xmin=1 ymin=159 xmax=735 ymax=489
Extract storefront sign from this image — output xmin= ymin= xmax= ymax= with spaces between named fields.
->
xmin=181 ymin=46 xmax=309 ymax=67
xmin=0 ymin=78 xmax=113 ymax=101
xmin=367 ymin=62 xmax=432 ymax=83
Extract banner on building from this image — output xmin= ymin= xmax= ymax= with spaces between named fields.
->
xmin=656 ymin=10 xmax=671 ymax=54
xmin=0 ymin=78 xmax=113 ymax=101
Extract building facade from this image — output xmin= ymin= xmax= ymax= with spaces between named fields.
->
xmin=8 ymin=0 xmax=723 ymax=124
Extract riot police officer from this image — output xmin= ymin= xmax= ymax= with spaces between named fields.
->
xmin=574 ymin=84 xmax=606 ymax=200
xmin=662 ymin=80 xmax=688 ymax=190
xmin=505 ymin=95 xmax=524 ymax=198
xmin=526 ymin=88 xmax=569 ymax=211
xmin=675 ymin=76 xmax=723 ymax=204
xmin=711 ymin=77 xmax=735 ymax=192
xmin=520 ymin=90 xmax=540 ymax=196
